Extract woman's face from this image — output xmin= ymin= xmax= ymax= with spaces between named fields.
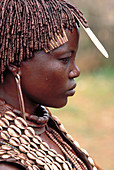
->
xmin=20 ymin=28 xmax=80 ymax=108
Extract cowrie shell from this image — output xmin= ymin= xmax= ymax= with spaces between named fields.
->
xmin=33 ymin=136 xmax=42 ymax=145
xmin=93 ymin=167 xmax=98 ymax=170
xmin=20 ymin=135 xmax=30 ymax=144
xmin=44 ymin=157 xmax=52 ymax=164
xmin=74 ymin=140 xmax=80 ymax=148
xmin=48 ymin=149 xmax=57 ymax=157
xmin=15 ymin=117 xmax=27 ymax=129
xmin=64 ymin=161 xmax=72 ymax=170
xmin=5 ymin=111 xmax=16 ymax=120
xmin=63 ymin=162 xmax=69 ymax=170
xmin=9 ymin=137 xmax=20 ymax=146
xmin=27 ymin=151 xmax=38 ymax=160
xmin=52 ymin=163 xmax=59 ymax=170
xmin=0 ymin=126 xmax=3 ymax=132
xmin=33 ymin=165 xmax=40 ymax=170
xmin=0 ymin=150 xmax=6 ymax=154
xmin=19 ymin=144 xmax=30 ymax=153
xmin=2 ymin=154 xmax=11 ymax=159
xmin=59 ymin=124 xmax=67 ymax=134
xmin=30 ymin=142 xmax=38 ymax=150
xmin=1 ymin=130 xmax=10 ymax=140
xmin=44 ymin=164 xmax=51 ymax=170
xmin=66 ymin=134 xmax=73 ymax=141
xmin=36 ymin=157 xmax=45 ymax=166
xmin=55 ymin=154 xmax=65 ymax=163
xmin=1 ymin=145 xmax=11 ymax=150
xmin=24 ymin=127 xmax=35 ymax=137
xmin=8 ymin=125 xmax=21 ymax=137
xmin=0 ymin=117 xmax=9 ymax=128
xmin=81 ymin=148 xmax=89 ymax=156
xmin=28 ymin=166 xmax=33 ymax=170
xmin=53 ymin=162 xmax=62 ymax=170
xmin=88 ymin=157 xmax=95 ymax=166
xmin=40 ymin=142 xmax=49 ymax=151
xmin=52 ymin=115 xmax=61 ymax=125
xmin=36 ymin=150 xmax=45 ymax=158
xmin=46 ymin=155 xmax=53 ymax=162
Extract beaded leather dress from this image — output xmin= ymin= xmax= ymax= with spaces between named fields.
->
xmin=0 ymin=99 xmax=99 ymax=170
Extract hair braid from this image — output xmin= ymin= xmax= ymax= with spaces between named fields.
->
xmin=0 ymin=0 xmax=88 ymax=82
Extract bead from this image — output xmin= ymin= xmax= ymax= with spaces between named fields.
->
xmin=81 ymin=148 xmax=89 ymax=156
xmin=93 ymin=167 xmax=98 ymax=170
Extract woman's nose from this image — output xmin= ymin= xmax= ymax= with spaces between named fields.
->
xmin=69 ymin=65 xmax=80 ymax=79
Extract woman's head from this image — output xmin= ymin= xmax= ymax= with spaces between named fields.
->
xmin=0 ymin=0 xmax=87 ymax=82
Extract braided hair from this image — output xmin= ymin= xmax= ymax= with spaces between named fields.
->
xmin=0 ymin=0 xmax=88 ymax=82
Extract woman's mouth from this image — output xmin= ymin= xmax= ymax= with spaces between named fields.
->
xmin=66 ymin=84 xmax=76 ymax=96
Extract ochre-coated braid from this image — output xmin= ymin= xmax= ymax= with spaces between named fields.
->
xmin=0 ymin=0 xmax=88 ymax=83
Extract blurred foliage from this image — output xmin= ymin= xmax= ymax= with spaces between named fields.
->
xmin=69 ymin=0 xmax=114 ymax=71
xmin=50 ymin=67 xmax=114 ymax=170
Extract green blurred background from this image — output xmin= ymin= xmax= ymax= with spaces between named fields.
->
xmin=51 ymin=0 xmax=114 ymax=170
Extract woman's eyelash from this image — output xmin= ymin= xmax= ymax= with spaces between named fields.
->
xmin=59 ymin=57 xmax=72 ymax=63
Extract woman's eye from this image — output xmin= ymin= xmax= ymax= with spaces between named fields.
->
xmin=59 ymin=57 xmax=71 ymax=64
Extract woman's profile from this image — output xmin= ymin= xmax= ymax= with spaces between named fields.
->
xmin=0 ymin=0 xmax=108 ymax=169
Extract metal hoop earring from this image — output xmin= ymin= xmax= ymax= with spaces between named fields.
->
xmin=15 ymin=73 xmax=26 ymax=120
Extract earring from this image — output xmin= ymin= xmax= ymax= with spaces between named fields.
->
xmin=15 ymin=72 xmax=26 ymax=120
xmin=8 ymin=65 xmax=26 ymax=120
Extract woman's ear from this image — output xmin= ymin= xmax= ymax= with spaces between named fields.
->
xmin=8 ymin=64 xmax=21 ymax=76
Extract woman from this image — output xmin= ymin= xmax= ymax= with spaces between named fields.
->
xmin=0 ymin=0 xmax=102 ymax=169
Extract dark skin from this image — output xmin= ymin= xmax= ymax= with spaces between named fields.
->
xmin=0 ymin=27 xmax=80 ymax=169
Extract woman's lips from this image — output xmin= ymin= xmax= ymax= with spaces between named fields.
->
xmin=66 ymin=83 xmax=76 ymax=96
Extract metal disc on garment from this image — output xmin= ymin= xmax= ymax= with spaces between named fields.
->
xmin=33 ymin=136 xmax=42 ymax=145
xmin=24 ymin=127 xmax=35 ymax=137
xmin=20 ymin=134 xmax=30 ymax=144
xmin=27 ymin=151 xmax=38 ymax=160
xmin=19 ymin=144 xmax=30 ymax=153
xmin=48 ymin=148 xmax=57 ymax=157
xmin=55 ymin=154 xmax=65 ymax=163
xmin=8 ymin=125 xmax=21 ymax=137
xmin=1 ymin=130 xmax=10 ymax=140
xmin=9 ymin=137 xmax=20 ymax=146
xmin=0 ymin=117 xmax=9 ymax=128
xmin=40 ymin=142 xmax=49 ymax=151
xmin=36 ymin=157 xmax=46 ymax=166
xmin=15 ymin=117 xmax=27 ymax=129
xmin=0 ymin=149 xmax=6 ymax=155
xmin=30 ymin=142 xmax=38 ymax=150
xmin=1 ymin=154 xmax=11 ymax=159
xmin=5 ymin=111 xmax=16 ymax=120
xmin=1 ymin=145 xmax=12 ymax=150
